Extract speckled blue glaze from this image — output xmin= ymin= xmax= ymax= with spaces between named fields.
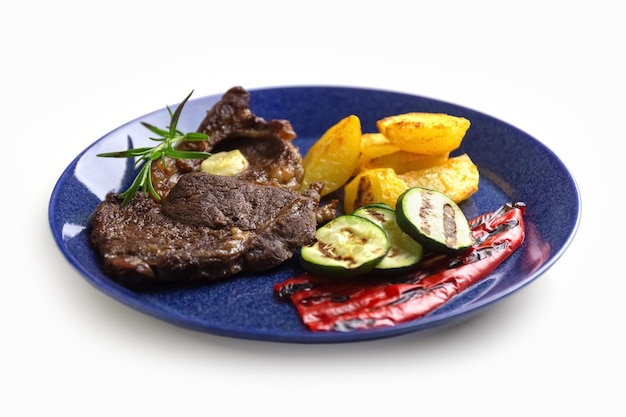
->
xmin=48 ymin=86 xmax=581 ymax=343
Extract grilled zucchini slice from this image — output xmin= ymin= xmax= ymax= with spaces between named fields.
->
xmin=396 ymin=187 xmax=475 ymax=255
xmin=300 ymin=214 xmax=390 ymax=278
xmin=353 ymin=205 xmax=423 ymax=274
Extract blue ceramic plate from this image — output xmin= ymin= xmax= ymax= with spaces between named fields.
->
xmin=49 ymin=86 xmax=581 ymax=343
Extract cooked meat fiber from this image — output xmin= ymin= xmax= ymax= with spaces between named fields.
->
xmin=150 ymin=86 xmax=303 ymax=199
xmin=90 ymin=86 xmax=336 ymax=287
xmin=90 ymin=173 xmax=322 ymax=287
xmin=196 ymin=86 xmax=297 ymax=145
xmin=197 ymin=86 xmax=303 ymax=190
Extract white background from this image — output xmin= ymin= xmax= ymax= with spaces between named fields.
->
xmin=3 ymin=1 xmax=623 ymax=416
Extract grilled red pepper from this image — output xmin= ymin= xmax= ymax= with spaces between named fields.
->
xmin=275 ymin=202 xmax=526 ymax=331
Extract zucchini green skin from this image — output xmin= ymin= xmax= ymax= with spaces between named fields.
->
xmin=276 ymin=202 xmax=527 ymax=332
xmin=358 ymin=202 xmax=393 ymax=210
xmin=300 ymin=214 xmax=390 ymax=278
xmin=396 ymin=187 xmax=475 ymax=255
xmin=353 ymin=205 xmax=423 ymax=274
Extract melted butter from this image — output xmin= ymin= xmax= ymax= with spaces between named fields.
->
xmin=200 ymin=150 xmax=249 ymax=176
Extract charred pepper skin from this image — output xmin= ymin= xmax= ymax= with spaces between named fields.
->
xmin=275 ymin=202 xmax=526 ymax=332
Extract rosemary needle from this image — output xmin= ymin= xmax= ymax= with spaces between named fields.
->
xmin=97 ymin=90 xmax=211 ymax=206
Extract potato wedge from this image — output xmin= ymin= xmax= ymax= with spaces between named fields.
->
xmin=356 ymin=150 xmax=450 ymax=174
xmin=377 ymin=112 xmax=470 ymax=155
xmin=353 ymin=133 xmax=401 ymax=175
xmin=398 ymin=153 xmax=479 ymax=203
xmin=359 ymin=133 xmax=400 ymax=159
xmin=343 ymin=168 xmax=408 ymax=214
xmin=301 ymin=115 xmax=362 ymax=196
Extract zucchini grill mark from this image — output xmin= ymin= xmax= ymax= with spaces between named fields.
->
xmin=275 ymin=202 xmax=526 ymax=332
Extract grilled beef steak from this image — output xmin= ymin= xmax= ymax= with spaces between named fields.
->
xmin=150 ymin=86 xmax=303 ymax=199
xmin=90 ymin=174 xmax=322 ymax=287
xmin=89 ymin=86 xmax=335 ymax=287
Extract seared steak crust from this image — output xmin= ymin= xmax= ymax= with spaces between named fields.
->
xmin=150 ymin=86 xmax=302 ymax=199
xmin=90 ymin=173 xmax=322 ymax=287
xmin=90 ymin=86 xmax=336 ymax=288
xmin=196 ymin=86 xmax=297 ymax=145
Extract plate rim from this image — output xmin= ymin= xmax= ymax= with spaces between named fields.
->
xmin=48 ymin=84 xmax=582 ymax=343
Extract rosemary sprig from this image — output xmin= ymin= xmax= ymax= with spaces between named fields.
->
xmin=97 ymin=90 xmax=211 ymax=206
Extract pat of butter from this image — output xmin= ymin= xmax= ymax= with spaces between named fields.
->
xmin=200 ymin=149 xmax=249 ymax=176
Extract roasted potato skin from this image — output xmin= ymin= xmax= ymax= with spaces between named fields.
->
xmin=358 ymin=133 xmax=400 ymax=159
xmin=356 ymin=150 xmax=450 ymax=175
xmin=343 ymin=168 xmax=408 ymax=213
xmin=376 ymin=112 xmax=471 ymax=155
xmin=344 ymin=153 xmax=479 ymax=213
xmin=302 ymin=111 xmax=479 ymax=215
xmin=399 ymin=154 xmax=479 ymax=203
xmin=300 ymin=114 xmax=362 ymax=196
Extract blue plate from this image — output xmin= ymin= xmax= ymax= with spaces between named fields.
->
xmin=48 ymin=86 xmax=581 ymax=343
